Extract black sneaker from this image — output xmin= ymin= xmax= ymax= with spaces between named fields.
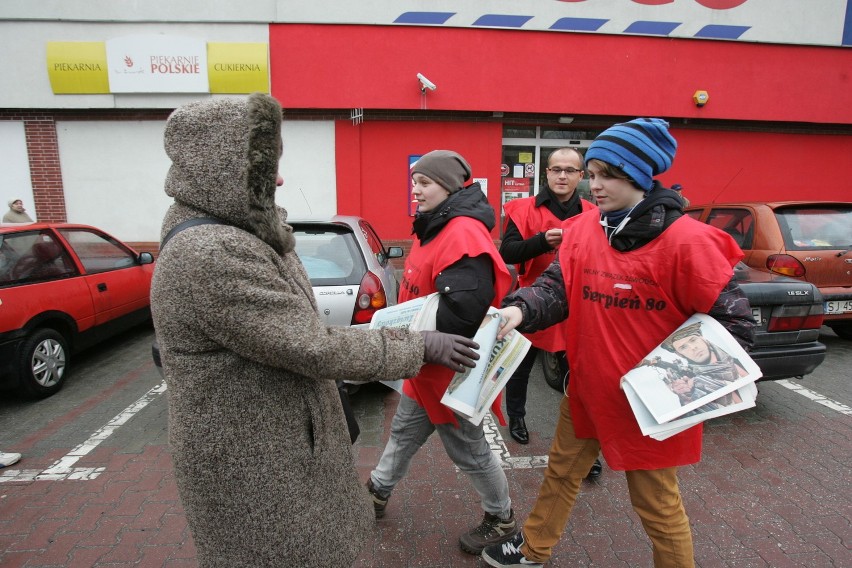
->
xmin=586 ymin=457 xmax=603 ymax=479
xmin=481 ymin=532 xmax=543 ymax=567
xmin=459 ymin=509 xmax=519 ymax=555
xmin=365 ymin=479 xmax=389 ymax=519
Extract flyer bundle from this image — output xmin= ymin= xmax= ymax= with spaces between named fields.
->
xmin=370 ymin=293 xmax=531 ymax=425
xmin=620 ymin=313 xmax=762 ymax=441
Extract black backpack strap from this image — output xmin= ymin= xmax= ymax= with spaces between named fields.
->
xmin=160 ymin=217 xmax=226 ymax=250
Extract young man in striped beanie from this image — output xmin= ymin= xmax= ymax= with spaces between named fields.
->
xmin=483 ymin=118 xmax=755 ymax=568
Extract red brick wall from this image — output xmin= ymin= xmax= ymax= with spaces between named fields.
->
xmin=25 ymin=115 xmax=66 ymax=222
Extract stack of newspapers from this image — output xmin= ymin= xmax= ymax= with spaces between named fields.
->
xmin=620 ymin=313 xmax=761 ymax=441
xmin=369 ymin=293 xmax=531 ymax=426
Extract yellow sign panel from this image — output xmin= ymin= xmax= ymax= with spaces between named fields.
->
xmin=207 ymin=43 xmax=269 ymax=94
xmin=518 ymin=152 xmax=533 ymax=163
xmin=47 ymin=42 xmax=110 ymax=94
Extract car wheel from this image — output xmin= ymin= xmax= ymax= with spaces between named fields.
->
xmin=17 ymin=328 xmax=69 ymax=398
xmin=828 ymin=323 xmax=852 ymax=340
xmin=540 ymin=351 xmax=569 ymax=393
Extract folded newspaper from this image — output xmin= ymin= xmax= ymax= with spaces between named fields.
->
xmin=620 ymin=313 xmax=761 ymax=441
xmin=370 ymin=292 xmax=531 ymax=425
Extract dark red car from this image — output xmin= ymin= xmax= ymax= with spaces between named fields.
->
xmin=0 ymin=223 xmax=154 ymax=398
xmin=685 ymin=201 xmax=852 ymax=340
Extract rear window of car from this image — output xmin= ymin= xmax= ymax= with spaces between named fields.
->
xmin=775 ymin=206 xmax=852 ymax=251
xmin=291 ymin=225 xmax=367 ymax=286
xmin=0 ymin=230 xmax=77 ymax=286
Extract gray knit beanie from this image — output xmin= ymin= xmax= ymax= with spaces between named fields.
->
xmin=411 ymin=150 xmax=472 ymax=193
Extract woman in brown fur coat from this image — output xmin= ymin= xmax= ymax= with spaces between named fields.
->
xmin=151 ymin=93 xmax=478 ymax=568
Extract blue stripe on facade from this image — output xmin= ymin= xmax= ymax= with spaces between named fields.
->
xmin=623 ymin=21 xmax=681 ymax=36
xmin=843 ymin=0 xmax=852 ymax=45
xmin=549 ymin=18 xmax=608 ymax=32
xmin=694 ymin=25 xmax=750 ymax=40
xmin=472 ymin=14 xmax=533 ymax=28
xmin=394 ymin=12 xmax=455 ymax=25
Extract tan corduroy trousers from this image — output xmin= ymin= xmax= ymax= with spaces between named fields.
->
xmin=521 ymin=395 xmax=695 ymax=568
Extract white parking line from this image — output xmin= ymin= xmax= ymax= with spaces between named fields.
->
xmin=776 ymin=380 xmax=852 ymax=415
xmin=0 ymin=381 xmax=168 ymax=483
xmin=482 ymin=412 xmax=549 ymax=469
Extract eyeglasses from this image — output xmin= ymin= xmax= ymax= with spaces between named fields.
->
xmin=547 ymin=167 xmax=583 ymax=176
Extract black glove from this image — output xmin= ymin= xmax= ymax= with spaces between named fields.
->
xmin=420 ymin=331 xmax=480 ymax=371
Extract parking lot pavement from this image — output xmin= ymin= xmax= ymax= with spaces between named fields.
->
xmin=1 ymin=327 xmax=850 ymax=567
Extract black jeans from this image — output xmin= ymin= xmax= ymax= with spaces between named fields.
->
xmin=505 ymin=347 xmax=539 ymax=418
xmin=505 ymin=348 xmax=568 ymax=418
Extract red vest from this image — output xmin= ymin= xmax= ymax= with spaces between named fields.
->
xmin=503 ymin=197 xmax=595 ymax=351
xmin=558 ymin=211 xmax=743 ymax=470
xmin=401 ymin=217 xmax=513 ymax=426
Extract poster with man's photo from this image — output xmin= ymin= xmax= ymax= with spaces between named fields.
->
xmin=620 ymin=313 xmax=762 ymax=438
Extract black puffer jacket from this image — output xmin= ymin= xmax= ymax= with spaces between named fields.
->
xmin=413 ymin=183 xmax=498 ymax=337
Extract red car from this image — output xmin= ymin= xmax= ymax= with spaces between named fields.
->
xmin=685 ymin=201 xmax=852 ymax=340
xmin=0 ymin=223 xmax=154 ymax=398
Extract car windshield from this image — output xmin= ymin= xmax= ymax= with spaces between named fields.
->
xmin=292 ymin=225 xmax=367 ymax=286
xmin=775 ymin=206 xmax=852 ymax=251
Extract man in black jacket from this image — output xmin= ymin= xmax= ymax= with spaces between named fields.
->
xmin=498 ymin=148 xmax=603 ymax=477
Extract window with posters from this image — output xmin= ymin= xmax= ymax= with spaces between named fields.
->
xmin=501 ymin=126 xmax=598 ymax=205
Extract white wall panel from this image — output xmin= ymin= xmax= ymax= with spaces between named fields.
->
xmin=0 ymin=122 xmax=35 ymax=221
xmin=57 ymin=119 xmax=336 ymax=241
xmin=57 ymin=120 xmax=171 ymax=242
xmin=277 ymin=120 xmax=336 ymax=220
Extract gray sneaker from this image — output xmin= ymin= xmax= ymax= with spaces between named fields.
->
xmin=459 ymin=509 xmax=519 ymax=555
xmin=365 ymin=479 xmax=389 ymax=519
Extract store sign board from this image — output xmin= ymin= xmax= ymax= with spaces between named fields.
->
xmin=46 ymin=42 xmax=110 ymax=94
xmin=284 ymin=0 xmax=852 ymax=48
xmin=47 ymin=39 xmax=270 ymax=94
xmin=502 ymin=178 xmax=530 ymax=190
xmin=208 ymin=42 xmax=269 ymax=94
xmin=106 ymin=35 xmax=208 ymax=93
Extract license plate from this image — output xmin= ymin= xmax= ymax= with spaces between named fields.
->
xmin=825 ymin=300 xmax=852 ymax=314
xmin=751 ymin=307 xmax=762 ymax=324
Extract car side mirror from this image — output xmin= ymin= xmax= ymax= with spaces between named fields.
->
xmin=139 ymin=252 xmax=154 ymax=265
xmin=387 ymin=246 xmax=403 ymax=259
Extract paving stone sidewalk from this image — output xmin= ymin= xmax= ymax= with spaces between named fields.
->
xmin=1 ymin=378 xmax=850 ymax=567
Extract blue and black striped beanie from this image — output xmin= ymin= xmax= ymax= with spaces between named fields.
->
xmin=585 ymin=118 xmax=677 ymax=191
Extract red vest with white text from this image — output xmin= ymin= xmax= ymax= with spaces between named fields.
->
xmin=400 ymin=216 xmax=512 ymax=426
xmin=558 ymin=212 xmax=742 ymax=470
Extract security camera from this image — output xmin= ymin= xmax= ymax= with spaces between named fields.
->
xmin=417 ymin=73 xmax=437 ymax=92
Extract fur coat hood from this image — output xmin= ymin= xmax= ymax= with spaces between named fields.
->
xmin=162 ymin=93 xmax=294 ymax=255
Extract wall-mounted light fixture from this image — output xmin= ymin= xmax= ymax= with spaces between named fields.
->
xmin=558 ymin=116 xmax=575 ymax=124
xmin=693 ymin=90 xmax=709 ymax=107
